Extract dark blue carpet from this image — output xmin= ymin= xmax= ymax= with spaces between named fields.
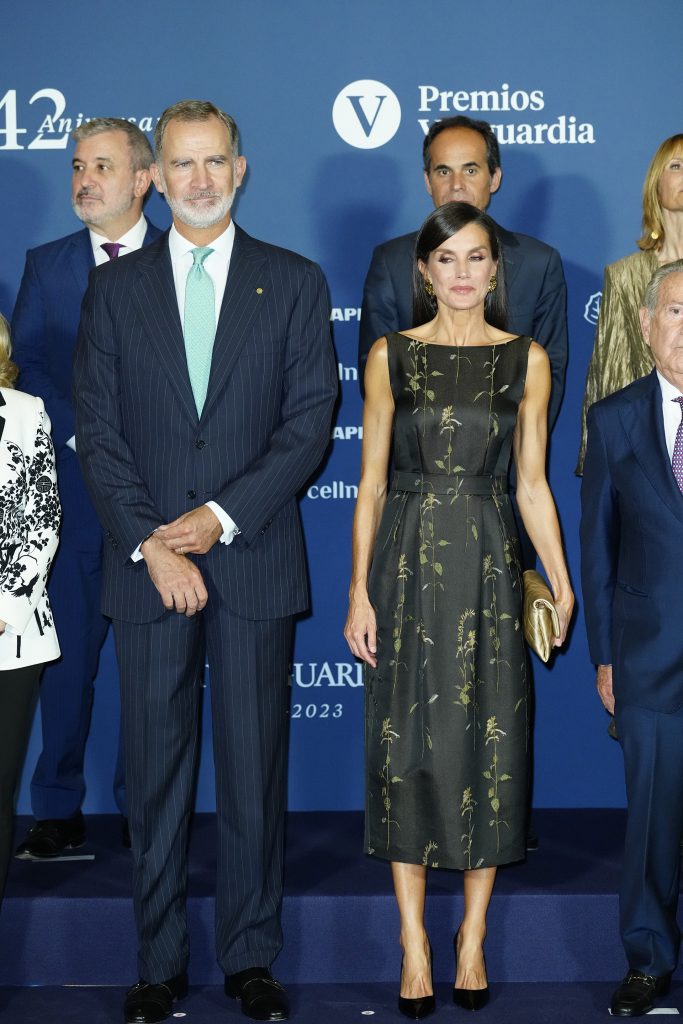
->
xmin=0 ymin=811 xmax=680 ymax=987
xmin=0 ymin=983 xmax=680 ymax=1024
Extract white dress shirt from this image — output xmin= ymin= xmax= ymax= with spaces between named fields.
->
xmin=168 ymin=220 xmax=235 ymax=324
xmin=90 ymin=214 xmax=148 ymax=266
xmin=131 ymin=221 xmax=239 ymax=561
xmin=657 ymin=370 xmax=683 ymax=462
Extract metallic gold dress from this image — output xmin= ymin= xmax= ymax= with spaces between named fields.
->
xmin=577 ymin=250 xmax=657 ymax=472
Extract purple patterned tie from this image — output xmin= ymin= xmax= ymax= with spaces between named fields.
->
xmin=101 ymin=242 xmax=123 ymax=260
xmin=672 ymin=396 xmax=683 ymax=493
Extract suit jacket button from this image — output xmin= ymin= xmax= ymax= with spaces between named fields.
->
xmin=195 ymin=439 xmax=206 ymax=449
xmin=187 ymin=489 xmax=196 ymax=499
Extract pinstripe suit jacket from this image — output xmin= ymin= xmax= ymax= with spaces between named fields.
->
xmin=73 ymin=225 xmax=337 ymax=624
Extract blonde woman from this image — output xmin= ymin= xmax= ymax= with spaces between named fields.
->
xmin=0 ymin=313 xmax=60 ymax=898
xmin=578 ymin=133 xmax=683 ymax=471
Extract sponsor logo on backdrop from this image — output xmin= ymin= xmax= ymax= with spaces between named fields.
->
xmin=307 ymin=481 xmax=359 ymax=499
xmin=332 ymin=80 xmax=401 ymax=149
xmin=417 ymin=82 xmax=595 ymax=144
xmin=0 ymin=88 xmax=157 ymax=151
xmin=331 ymin=307 xmax=361 ymax=321
xmin=338 ymin=362 xmax=359 ymax=382
xmin=292 ymin=662 xmax=364 ymax=687
xmin=332 ymin=80 xmax=595 ymax=149
xmin=332 ymin=426 xmax=363 ymax=440
xmin=584 ymin=292 xmax=602 ymax=325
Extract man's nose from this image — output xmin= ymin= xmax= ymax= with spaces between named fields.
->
xmin=191 ymin=166 xmax=211 ymax=189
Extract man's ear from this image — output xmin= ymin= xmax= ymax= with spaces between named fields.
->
xmin=639 ymin=307 xmax=651 ymax=347
xmin=134 ymin=168 xmax=152 ymax=199
xmin=234 ymin=156 xmax=247 ymax=189
xmin=489 ymin=167 xmax=502 ymax=196
xmin=150 ymin=163 xmax=164 ymax=196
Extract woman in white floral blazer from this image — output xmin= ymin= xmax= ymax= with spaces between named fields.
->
xmin=0 ymin=312 xmax=60 ymax=898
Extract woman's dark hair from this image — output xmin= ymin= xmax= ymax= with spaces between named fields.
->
xmin=411 ymin=201 xmax=508 ymax=330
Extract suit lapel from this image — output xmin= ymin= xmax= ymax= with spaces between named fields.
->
xmin=496 ymin=224 xmax=522 ymax=295
xmin=68 ymin=229 xmax=94 ymax=296
xmin=131 ymin=233 xmax=199 ymax=424
xmin=0 ymin=391 xmax=6 ymax=442
xmin=619 ymin=370 xmax=683 ymax=526
xmin=201 ymin=226 xmax=268 ymax=421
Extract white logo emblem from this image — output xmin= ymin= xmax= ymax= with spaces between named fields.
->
xmin=584 ymin=291 xmax=602 ymax=325
xmin=332 ymin=80 xmax=401 ymax=149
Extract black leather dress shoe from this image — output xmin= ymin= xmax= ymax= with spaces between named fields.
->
xmin=14 ymin=812 xmax=86 ymax=859
xmin=124 ymin=973 xmax=188 ymax=1023
xmin=610 ymin=970 xmax=671 ymax=1017
xmin=225 ymin=967 xmax=289 ymax=1021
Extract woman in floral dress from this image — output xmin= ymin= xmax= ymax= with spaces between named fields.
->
xmin=345 ymin=202 xmax=573 ymax=1016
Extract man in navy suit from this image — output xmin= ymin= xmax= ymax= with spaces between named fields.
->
xmin=358 ymin=115 xmax=567 ymax=430
xmin=74 ymin=100 xmax=337 ymax=1023
xmin=11 ymin=118 xmax=162 ymax=858
xmin=581 ymin=261 xmax=683 ymax=1017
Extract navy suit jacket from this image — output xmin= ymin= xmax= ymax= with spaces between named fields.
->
xmin=10 ymin=222 xmax=162 ymax=544
xmin=73 ymin=225 xmax=338 ymax=624
xmin=581 ymin=369 xmax=683 ymax=714
xmin=358 ymin=224 xmax=567 ymax=427
xmin=11 ymin=221 xmax=162 ymax=454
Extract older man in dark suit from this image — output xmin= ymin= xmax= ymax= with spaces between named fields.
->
xmin=11 ymin=118 xmax=161 ymax=858
xmin=74 ymin=100 xmax=337 ymax=1024
xmin=581 ymin=260 xmax=683 ymax=1017
xmin=358 ymin=115 xmax=567 ymax=430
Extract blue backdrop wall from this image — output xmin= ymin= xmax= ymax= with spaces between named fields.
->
xmin=2 ymin=1 xmax=681 ymax=812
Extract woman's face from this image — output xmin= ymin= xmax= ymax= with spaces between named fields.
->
xmin=420 ymin=222 xmax=497 ymax=312
xmin=657 ymin=150 xmax=683 ymax=213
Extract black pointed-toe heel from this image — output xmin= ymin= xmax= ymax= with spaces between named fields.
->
xmin=398 ymin=942 xmax=436 ymax=1019
xmin=453 ymin=932 xmax=489 ymax=1011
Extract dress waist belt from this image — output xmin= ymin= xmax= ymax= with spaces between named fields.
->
xmin=392 ymin=471 xmax=508 ymax=496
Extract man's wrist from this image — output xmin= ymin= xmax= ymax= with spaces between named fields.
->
xmin=140 ymin=533 xmax=164 ymax=559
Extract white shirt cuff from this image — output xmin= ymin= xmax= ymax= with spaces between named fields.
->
xmin=131 ymin=540 xmax=149 ymax=562
xmin=206 ymin=501 xmax=240 ymax=545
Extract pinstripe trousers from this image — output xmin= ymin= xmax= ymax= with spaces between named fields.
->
xmin=113 ymin=596 xmax=293 ymax=982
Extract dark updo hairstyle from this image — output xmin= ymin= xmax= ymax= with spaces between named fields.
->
xmin=412 ymin=201 xmax=508 ymax=331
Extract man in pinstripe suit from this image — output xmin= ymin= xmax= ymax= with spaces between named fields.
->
xmin=74 ymin=100 xmax=337 ymax=1023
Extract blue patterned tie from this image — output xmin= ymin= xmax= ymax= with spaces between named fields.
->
xmin=184 ymin=246 xmax=215 ymax=415
xmin=672 ymin=396 xmax=683 ymax=493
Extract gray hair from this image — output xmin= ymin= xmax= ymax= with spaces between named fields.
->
xmin=154 ymin=100 xmax=240 ymax=162
xmin=71 ymin=118 xmax=154 ymax=172
xmin=642 ymin=258 xmax=683 ymax=314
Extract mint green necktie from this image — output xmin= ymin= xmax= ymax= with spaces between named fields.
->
xmin=184 ymin=246 xmax=215 ymax=415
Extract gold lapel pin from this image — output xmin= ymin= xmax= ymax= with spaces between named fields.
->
xmin=256 ymin=287 xmax=263 ymax=295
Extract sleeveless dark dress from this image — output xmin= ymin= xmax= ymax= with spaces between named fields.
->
xmin=365 ymin=332 xmax=532 ymax=870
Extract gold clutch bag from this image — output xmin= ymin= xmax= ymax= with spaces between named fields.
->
xmin=522 ymin=570 xmax=560 ymax=663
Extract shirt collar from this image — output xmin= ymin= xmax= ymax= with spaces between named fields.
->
xmin=169 ymin=220 xmax=235 ymax=262
xmin=656 ymin=369 xmax=683 ymax=402
xmin=89 ymin=214 xmax=147 ymax=256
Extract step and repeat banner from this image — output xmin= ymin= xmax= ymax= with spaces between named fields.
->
xmin=2 ymin=1 xmax=680 ymax=811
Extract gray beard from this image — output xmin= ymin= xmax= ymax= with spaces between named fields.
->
xmin=166 ymin=188 xmax=235 ymax=229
